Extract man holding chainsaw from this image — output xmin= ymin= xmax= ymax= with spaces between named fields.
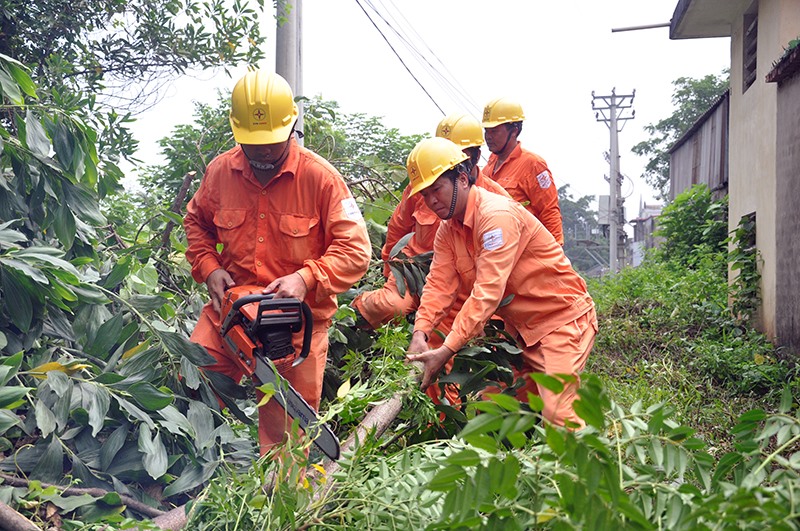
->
xmin=404 ymin=138 xmax=597 ymax=428
xmin=184 ymin=70 xmax=371 ymax=455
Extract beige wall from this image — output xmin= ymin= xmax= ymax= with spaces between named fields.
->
xmin=728 ymin=0 xmax=800 ymax=338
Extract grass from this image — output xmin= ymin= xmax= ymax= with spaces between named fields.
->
xmin=585 ymin=257 xmax=792 ymax=456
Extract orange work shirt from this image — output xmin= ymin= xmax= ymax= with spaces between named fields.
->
xmin=414 ymin=187 xmax=592 ymax=352
xmin=184 ymin=141 xmax=371 ymax=321
xmin=483 ymin=142 xmax=564 ymax=245
xmin=381 ymin=168 xmax=509 ymax=277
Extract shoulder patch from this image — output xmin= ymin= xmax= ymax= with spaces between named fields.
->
xmin=482 ymin=228 xmax=504 ymax=251
xmin=341 ymin=197 xmax=363 ymax=220
xmin=536 ymin=170 xmax=552 ymax=189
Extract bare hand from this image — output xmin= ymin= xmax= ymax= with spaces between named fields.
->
xmin=407 ymin=331 xmax=429 ymax=354
xmin=263 ymin=272 xmax=308 ymax=300
xmin=206 ymin=269 xmax=235 ymax=314
xmin=406 ymin=345 xmax=454 ymax=390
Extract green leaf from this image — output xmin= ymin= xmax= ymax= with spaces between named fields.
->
xmin=83 ymin=383 xmax=110 ymax=437
xmin=530 ymin=373 xmax=564 ymax=394
xmin=25 ymin=111 xmax=51 ymax=158
xmin=85 ymin=312 xmax=124 ymax=359
xmin=427 ymin=465 xmax=466 ymax=491
xmin=159 ymin=331 xmax=216 ymax=365
xmin=35 ymin=400 xmax=57 ymax=438
xmin=0 ymin=409 xmax=21 ymax=436
xmin=53 ymin=203 xmax=77 ymax=250
xmin=101 ymin=257 xmax=131 ymax=289
xmin=446 ymin=449 xmax=481 ymax=467
xmin=0 ymin=66 xmax=23 ymax=104
xmin=128 ymin=294 xmax=168 ymax=313
xmin=487 ymin=392 xmax=520 ymax=412
xmin=459 ymin=412 xmax=504 ymax=439
xmin=128 ymin=382 xmax=173 ymax=411
xmin=31 ymin=437 xmax=64 ymax=483
xmin=0 ymin=385 xmax=29 ymax=408
xmin=138 ymin=425 xmax=168 ymax=480
xmin=388 ymin=261 xmax=406 ymax=298
xmin=100 ymin=423 xmax=129 ymax=472
xmin=163 ymin=461 xmax=218 ymax=498
xmin=188 ymin=401 xmax=215 ymax=452
xmin=389 ymin=232 xmax=415 ymax=258
xmin=0 ymin=352 xmax=23 ymax=384
xmin=1 ymin=269 xmax=34 ymax=332
xmin=6 ymin=62 xmax=36 ymax=98
xmin=779 ymin=385 xmax=793 ymax=414
xmin=498 ymin=293 xmax=515 ymax=308
xmin=115 ymin=397 xmax=155 ymax=428
xmin=157 ymin=405 xmax=194 ymax=437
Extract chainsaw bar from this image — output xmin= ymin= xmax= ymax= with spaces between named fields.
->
xmin=253 ymin=356 xmax=341 ymax=460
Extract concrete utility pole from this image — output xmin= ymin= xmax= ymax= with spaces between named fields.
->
xmin=592 ymin=88 xmax=635 ymax=274
xmin=276 ymin=0 xmax=303 ymax=145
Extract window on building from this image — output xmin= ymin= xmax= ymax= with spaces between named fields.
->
xmin=743 ymin=7 xmax=758 ymax=92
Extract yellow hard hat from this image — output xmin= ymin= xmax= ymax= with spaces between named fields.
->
xmin=229 ymin=70 xmax=299 ymax=144
xmin=435 ymin=113 xmax=483 ymax=149
xmin=406 ymin=137 xmax=468 ymax=196
xmin=481 ymin=97 xmax=525 ymax=128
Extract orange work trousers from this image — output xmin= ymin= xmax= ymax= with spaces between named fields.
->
xmin=512 ymin=307 xmax=598 ymax=428
xmin=190 ymin=302 xmax=330 ymax=456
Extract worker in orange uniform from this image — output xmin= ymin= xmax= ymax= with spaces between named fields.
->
xmin=482 ymin=97 xmax=564 ymax=245
xmin=351 ymin=114 xmax=508 ymax=404
xmin=184 ymin=70 xmax=371 ymax=455
xmin=405 ymin=138 xmax=597 ymax=428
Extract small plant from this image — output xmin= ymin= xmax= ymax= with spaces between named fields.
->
xmin=728 ymin=214 xmax=762 ymax=324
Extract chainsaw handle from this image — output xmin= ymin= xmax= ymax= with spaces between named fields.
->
xmin=293 ymin=300 xmax=313 ymax=366
xmin=219 ymin=292 xmax=312 ymax=366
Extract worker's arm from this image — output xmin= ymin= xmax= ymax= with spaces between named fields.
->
xmin=295 ymin=178 xmax=372 ymax=301
xmin=381 ymin=186 xmax=416 ymax=278
xmin=522 ymin=159 xmax=563 ymax=245
xmin=442 ymin=207 xmax=522 ymax=353
xmin=412 ymin=225 xmax=460 ymax=340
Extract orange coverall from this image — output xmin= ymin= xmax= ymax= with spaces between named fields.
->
xmin=483 ymin=142 xmax=564 ymax=245
xmin=184 ymin=141 xmax=371 ymax=454
xmin=414 ymin=186 xmax=596 ymax=427
xmin=352 ymin=172 xmax=508 ymax=404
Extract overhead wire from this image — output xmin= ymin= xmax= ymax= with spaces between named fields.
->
xmin=353 ymin=0 xmax=445 ymax=115
xmin=353 ymin=0 xmax=597 ymax=200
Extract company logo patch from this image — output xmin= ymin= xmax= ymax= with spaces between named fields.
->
xmin=482 ymin=228 xmax=504 ymax=251
xmin=341 ymin=197 xmax=362 ymax=220
xmin=536 ymin=171 xmax=552 ymax=189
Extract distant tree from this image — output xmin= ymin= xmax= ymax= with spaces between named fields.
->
xmin=133 ymin=94 xmax=425 ymax=227
xmin=559 ymin=185 xmax=608 ymax=274
xmin=0 ymin=0 xmax=272 ymax=110
xmin=632 ymin=72 xmax=729 ymax=200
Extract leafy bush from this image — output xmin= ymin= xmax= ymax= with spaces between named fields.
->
xmin=654 ymin=184 xmax=728 ymax=269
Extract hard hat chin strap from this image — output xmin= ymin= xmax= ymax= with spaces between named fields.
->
xmin=443 ymin=172 xmax=459 ymax=220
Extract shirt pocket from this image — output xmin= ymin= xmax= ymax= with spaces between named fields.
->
xmin=213 ymin=209 xmax=247 ymax=245
xmin=278 ymin=214 xmax=321 ymax=266
xmin=412 ymin=209 xmax=439 ymax=248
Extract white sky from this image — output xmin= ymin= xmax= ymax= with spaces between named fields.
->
xmin=128 ymin=0 xmax=731 ymax=213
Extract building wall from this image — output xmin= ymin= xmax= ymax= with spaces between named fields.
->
xmin=728 ymin=0 xmax=800 ymax=338
xmin=669 ymin=95 xmax=729 ymax=201
xmin=775 ymin=70 xmax=800 ymax=352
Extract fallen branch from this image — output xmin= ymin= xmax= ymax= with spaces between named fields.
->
xmin=150 ymin=363 xmax=423 ymax=530
xmin=0 ymin=474 xmax=165 ymax=519
xmin=0 ymin=498 xmax=38 ymax=530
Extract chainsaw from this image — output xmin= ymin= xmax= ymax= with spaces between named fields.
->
xmin=219 ymin=286 xmax=340 ymax=460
